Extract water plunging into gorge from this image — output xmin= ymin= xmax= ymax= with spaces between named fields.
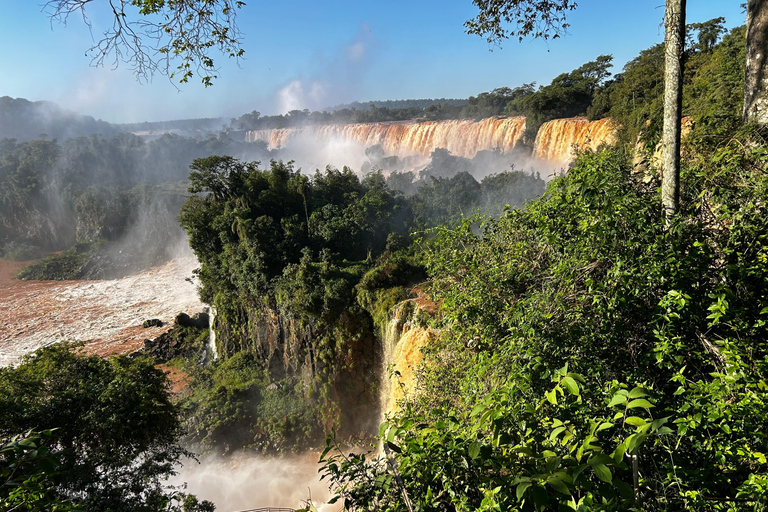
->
xmin=245 ymin=116 xmax=620 ymax=170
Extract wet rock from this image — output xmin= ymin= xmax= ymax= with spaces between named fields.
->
xmin=141 ymin=332 xmax=182 ymax=363
xmin=142 ymin=318 xmax=163 ymax=328
xmin=175 ymin=311 xmax=209 ymax=328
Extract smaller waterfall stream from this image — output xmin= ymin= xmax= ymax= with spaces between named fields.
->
xmin=206 ymin=305 xmax=218 ymax=362
xmin=380 ymin=302 xmax=408 ymax=420
xmin=379 ymin=301 xmax=435 ymax=420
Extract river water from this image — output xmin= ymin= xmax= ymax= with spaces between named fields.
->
xmin=0 ymin=255 xmax=204 ymax=366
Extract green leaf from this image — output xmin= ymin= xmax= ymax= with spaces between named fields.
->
xmin=626 ymin=399 xmax=654 ymax=409
xmin=547 ymin=475 xmax=571 ymax=495
xmin=468 ymin=442 xmax=481 ymax=460
xmin=572 ymin=463 xmax=589 ymax=482
xmin=550 ymin=426 xmax=567 ymax=442
xmin=471 ymin=403 xmax=486 ymax=417
xmin=590 ymin=461 xmax=612 ymax=483
xmin=595 ymin=421 xmax=613 ymax=433
xmin=386 ymin=441 xmax=401 ymax=454
xmin=624 ymin=416 xmax=647 ymax=427
xmin=613 ymin=441 xmax=627 ymax=464
xmin=546 ymin=389 xmax=558 ymax=405
xmin=516 ymin=481 xmax=532 ymax=501
xmin=627 ymin=433 xmax=648 ymax=453
xmin=628 ymin=387 xmax=648 ymax=399
xmin=608 ymin=394 xmax=627 ymax=407
xmin=561 ymin=376 xmax=579 ymax=395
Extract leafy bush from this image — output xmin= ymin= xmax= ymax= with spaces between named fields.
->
xmin=0 ymin=344 xmax=210 ymax=512
xmin=322 ymin=130 xmax=768 ymax=511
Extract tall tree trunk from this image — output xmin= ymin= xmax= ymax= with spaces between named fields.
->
xmin=662 ymin=0 xmax=686 ymax=225
xmin=744 ymin=0 xmax=768 ymax=125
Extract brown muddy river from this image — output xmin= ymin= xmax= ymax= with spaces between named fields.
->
xmin=0 ymin=256 xmax=204 ymax=366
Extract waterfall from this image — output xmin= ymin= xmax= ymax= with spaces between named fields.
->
xmin=533 ymin=117 xmax=619 ymax=164
xmin=247 ymin=116 xmax=623 ymax=168
xmin=200 ymin=305 xmax=218 ymax=365
xmin=378 ymin=301 xmax=435 ymax=420
xmin=379 ymin=302 xmax=408 ymax=421
xmin=246 ymin=117 xmax=527 ymax=160
xmin=208 ymin=305 xmax=218 ymax=361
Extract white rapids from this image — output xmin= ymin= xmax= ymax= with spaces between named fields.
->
xmin=0 ymin=256 xmax=204 ymax=366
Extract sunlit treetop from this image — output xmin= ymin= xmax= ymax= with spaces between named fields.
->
xmin=465 ymin=0 xmax=577 ymax=45
xmin=43 ymin=0 xmax=246 ymax=86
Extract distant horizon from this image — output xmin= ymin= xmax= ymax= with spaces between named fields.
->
xmin=4 ymin=94 xmax=474 ymax=126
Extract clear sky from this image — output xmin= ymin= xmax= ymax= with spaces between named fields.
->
xmin=0 ymin=1 xmax=746 ymax=123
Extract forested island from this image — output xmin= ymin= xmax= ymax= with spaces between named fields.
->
xmin=2 ymin=13 xmax=768 ymax=512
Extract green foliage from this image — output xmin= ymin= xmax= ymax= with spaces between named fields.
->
xmin=45 ymin=0 xmax=245 ymax=86
xmin=0 ymin=430 xmax=81 ymax=512
xmin=323 ymin=376 xmax=673 ymax=512
xmin=356 ymin=247 xmax=427 ymax=335
xmin=15 ymin=242 xmax=97 ymax=280
xmin=405 ymin=165 xmax=546 ymax=228
xmin=322 ymin=129 xmax=768 ymax=511
xmin=0 ymin=343 xmax=204 ymax=512
xmin=601 ymin=23 xmax=745 ymax=145
xmin=464 ymin=0 xmax=577 ymax=45
xmin=179 ymin=153 xmax=547 ymax=454
xmin=179 ymin=157 xmax=413 ymax=341
xmin=595 ymin=44 xmax=665 ymax=144
xmin=682 ymin=25 xmax=746 ymax=134
xmin=181 ymin=350 xmax=320 ymax=454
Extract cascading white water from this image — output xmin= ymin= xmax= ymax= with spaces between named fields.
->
xmin=206 ymin=305 xmax=218 ymax=362
xmin=0 ymin=255 xmax=204 ymax=365
xmin=378 ymin=301 xmax=435 ymax=420
xmin=379 ymin=302 xmax=408 ymax=421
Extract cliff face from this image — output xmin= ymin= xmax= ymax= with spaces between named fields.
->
xmin=213 ymin=303 xmax=379 ymax=435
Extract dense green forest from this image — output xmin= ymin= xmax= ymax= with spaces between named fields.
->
xmin=329 ymin=99 xmax=468 ymax=112
xmin=176 ymin=157 xmax=544 ymax=453
xmin=322 ymin=125 xmax=768 ymax=511
xmin=3 ymin=15 xmax=767 ymax=512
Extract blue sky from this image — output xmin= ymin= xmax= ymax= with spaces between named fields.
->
xmin=0 ymin=1 xmax=746 ymax=123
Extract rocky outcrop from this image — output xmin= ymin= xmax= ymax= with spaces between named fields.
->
xmin=213 ymin=304 xmax=379 ymax=436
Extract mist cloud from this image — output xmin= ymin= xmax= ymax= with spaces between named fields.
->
xmin=171 ymin=454 xmax=340 ymax=512
xmin=274 ymin=24 xmax=376 ymax=114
